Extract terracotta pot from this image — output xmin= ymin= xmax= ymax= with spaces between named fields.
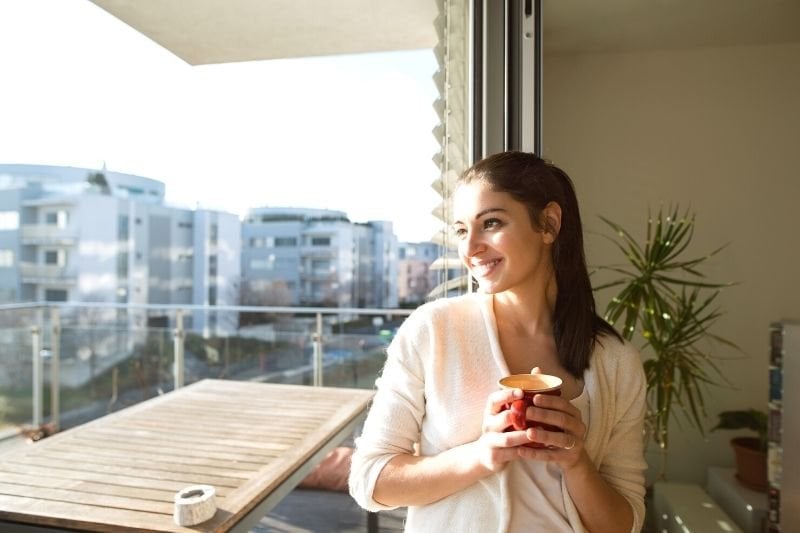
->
xmin=730 ymin=437 xmax=767 ymax=492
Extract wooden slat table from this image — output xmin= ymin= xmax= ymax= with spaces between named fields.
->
xmin=0 ymin=379 xmax=374 ymax=532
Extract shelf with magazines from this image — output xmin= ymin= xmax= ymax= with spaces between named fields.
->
xmin=767 ymin=321 xmax=800 ymax=532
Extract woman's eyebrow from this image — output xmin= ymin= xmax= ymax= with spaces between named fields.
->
xmin=453 ymin=207 xmax=507 ymax=226
xmin=475 ymin=207 xmax=506 ymax=218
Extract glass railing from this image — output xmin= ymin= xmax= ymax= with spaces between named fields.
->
xmin=0 ymin=302 xmax=413 ymax=435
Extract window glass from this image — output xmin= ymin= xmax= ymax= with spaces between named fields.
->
xmin=44 ymin=289 xmax=68 ymax=302
xmin=44 ymin=250 xmax=60 ymax=265
xmin=311 ymin=259 xmax=331 ymax=272
xmin=44 ymin=210 xmax=68 ymax=227
xmin=274 ymin=237 xmax=297 ymax=247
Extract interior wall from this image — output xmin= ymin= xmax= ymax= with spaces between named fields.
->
xmin=544 ymin=42 xmax=800 ymax=484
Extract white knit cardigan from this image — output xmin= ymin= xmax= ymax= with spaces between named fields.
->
xmin=349 ymin=293 xmax=647 ymax=532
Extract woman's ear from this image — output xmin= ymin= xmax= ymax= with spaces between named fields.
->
xmin=541 ymin=202 xmax=562 ymax=244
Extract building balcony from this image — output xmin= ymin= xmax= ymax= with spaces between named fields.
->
xmin=300 ymin=247 xmax=337 ymax=258
xmin=20 ymin=225 xmax=78 ymax=245
xmin=300 ymin=270 xmax=337 ymax=281
xmin=19 ymin=262 xmax=76 ymax=284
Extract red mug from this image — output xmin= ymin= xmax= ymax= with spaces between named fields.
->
xmin=498 ymin=373 xmax=563 ymax=448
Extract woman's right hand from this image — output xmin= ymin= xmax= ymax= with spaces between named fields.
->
xmin=475 ymin=387 xmax=531 ymax=473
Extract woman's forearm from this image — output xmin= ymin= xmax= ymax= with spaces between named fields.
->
xmin=372 ymin=441 xmax=491 ymax=507
xmin=563 ymin=453 xmax=635 ymax=533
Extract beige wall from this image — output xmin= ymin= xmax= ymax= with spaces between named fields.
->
xmin=544 ymin=42 xmax=800 ymax=483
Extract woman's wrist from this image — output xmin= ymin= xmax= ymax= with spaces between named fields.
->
xmin=560 ymin=448 xmax=595 ymax=478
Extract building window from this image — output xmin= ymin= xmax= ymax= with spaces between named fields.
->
xmin=44 ymin=250 xmax=62 ymax=265
xmin=44 ymin=210 xmax=68 ymax=228
xmin=44 ymin=289 xmax=68 ymax=302
xmin=178 ymin=221 xmax=193 ymax=229
xmin=117 ymin=252 xmax=129 ymax=278
xmin=311 ymin=259 xmax=331 ymax=272
xmin=275 ymin=237 xmax=297 ymax=247
xmin=118 ymin=215 xmax=129 ymax=240
xmin=249 ymin=237 xmax=265 ymax=248
xmin=0 ymin=211 xmax=19 ymax=230
xmin=0 ymin=249 xmax=14 ymax=267
xmin=209 ymin=255 xmax=218 ymax=276
xmin=311 ymin=237 xmax=331 ymax=246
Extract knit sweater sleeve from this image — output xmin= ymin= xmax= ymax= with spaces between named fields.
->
xmin=349 ymin=308 xmax=429 ymax=512
xmin=598 ymin=340 xmax=648 ymax=533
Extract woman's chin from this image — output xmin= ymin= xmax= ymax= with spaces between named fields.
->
xmin=476 ymin=280 xmax=503 ymax=294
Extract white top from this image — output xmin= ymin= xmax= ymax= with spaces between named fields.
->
xmin=349 ymin=293 xmax=647 ymax=532
xmin=507 ymin=389 xmax=590 ymax=532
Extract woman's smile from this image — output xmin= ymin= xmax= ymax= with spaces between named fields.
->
xmin=471 ymin=258 xmax=503 ymax=278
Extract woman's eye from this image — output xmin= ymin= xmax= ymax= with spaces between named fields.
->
xmin=484 ymin=218 xmax=502 ymax=230
xmin=452 ymin=227 xmax=467 ymax=238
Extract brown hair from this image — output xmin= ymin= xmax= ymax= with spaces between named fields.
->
xmin=459 ymin=151 xmax=621 ymax=378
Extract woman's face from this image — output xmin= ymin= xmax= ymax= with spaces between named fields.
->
xmin=452 ymin=180 xmax=553 ymax=295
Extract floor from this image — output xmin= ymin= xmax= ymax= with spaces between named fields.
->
xmin=254 ymin=489 xmax=407 ymax=532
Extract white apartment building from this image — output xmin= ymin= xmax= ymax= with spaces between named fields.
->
xmin=0 ymin=164 xmax=241 ymax=333
xmin=242 ymin=207 xmax=398 ymax=308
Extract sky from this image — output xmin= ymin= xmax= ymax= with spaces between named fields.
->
xmin=0 ymin=0 xmax=443 ymax=243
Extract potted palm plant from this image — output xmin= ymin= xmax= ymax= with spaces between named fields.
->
xmin=593 ymin=206 xmax=737 ymax=479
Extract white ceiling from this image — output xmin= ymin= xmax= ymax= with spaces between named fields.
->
xmin=89 ymin=0 xmax=800 ymax=66
xmin=89 ymin=0 xmax=439 ymax=65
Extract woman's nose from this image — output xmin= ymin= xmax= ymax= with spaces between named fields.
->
xmin=462 ymin=231 xmax=485 ymax=257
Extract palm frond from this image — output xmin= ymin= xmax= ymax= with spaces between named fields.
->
xmin=593 ymin=205 xmax=737 ymax=450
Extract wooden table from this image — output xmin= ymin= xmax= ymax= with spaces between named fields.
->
xmin=0 ymin=379 xmax=374 ymax=532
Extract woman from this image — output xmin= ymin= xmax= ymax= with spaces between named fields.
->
xmin=349 ymin=152 xmax=646 ymax=532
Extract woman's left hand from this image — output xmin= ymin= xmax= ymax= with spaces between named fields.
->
xmin=517 ymin=391 xmax=587 ymax=471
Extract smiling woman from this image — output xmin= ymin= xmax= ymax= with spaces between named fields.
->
xmin=350 ymin=151 xmax=647 ymax=533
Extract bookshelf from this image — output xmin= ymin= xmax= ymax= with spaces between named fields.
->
xmin=767 ymin=321 xmax=800 ymax=532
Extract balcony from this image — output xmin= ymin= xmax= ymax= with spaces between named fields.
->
xmin=300 ymin=269 xmax=337 ymax=282
xmin=300 ymin=247 xmax=337 ymax=259
xmin=18 ymin=262 xmax=76 ymax=284
xmin=0 ymin=301 xmax=409 ymax=531
xmin=20 ymin=224 xmax=78 ymax=245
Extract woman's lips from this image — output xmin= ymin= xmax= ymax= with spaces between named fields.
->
xmin=471 ymin=258 xmax=501 ymax=277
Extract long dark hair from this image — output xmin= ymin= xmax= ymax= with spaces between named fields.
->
xmin=459 ymin=151 xmax=621 ymax=378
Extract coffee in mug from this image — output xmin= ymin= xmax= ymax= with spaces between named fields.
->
xmin=498 ymin=373 xmax=563 ymax=448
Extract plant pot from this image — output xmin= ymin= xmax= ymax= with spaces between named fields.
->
xmin=730 ymin=437 xmax=767 ymax=492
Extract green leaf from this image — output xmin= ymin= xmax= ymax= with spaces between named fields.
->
xmin=592 ymin=205 xmax=738 ymax=450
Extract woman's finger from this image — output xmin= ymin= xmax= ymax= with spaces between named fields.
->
xmin=486 ymin=387 xmax=523 ymax=415
xmin=533 ymin=392 xmax=580 ymax=418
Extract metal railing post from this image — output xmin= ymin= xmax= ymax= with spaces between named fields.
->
xmin=31 ymin=325 xmax=42 ymax=427
xmin=173 ymin=309 xmax=184 ymax=389
xmin=312 ymin=312 xmax=323 ymax=387
xmin=50 ymin=307 xmax=61 ymax=431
